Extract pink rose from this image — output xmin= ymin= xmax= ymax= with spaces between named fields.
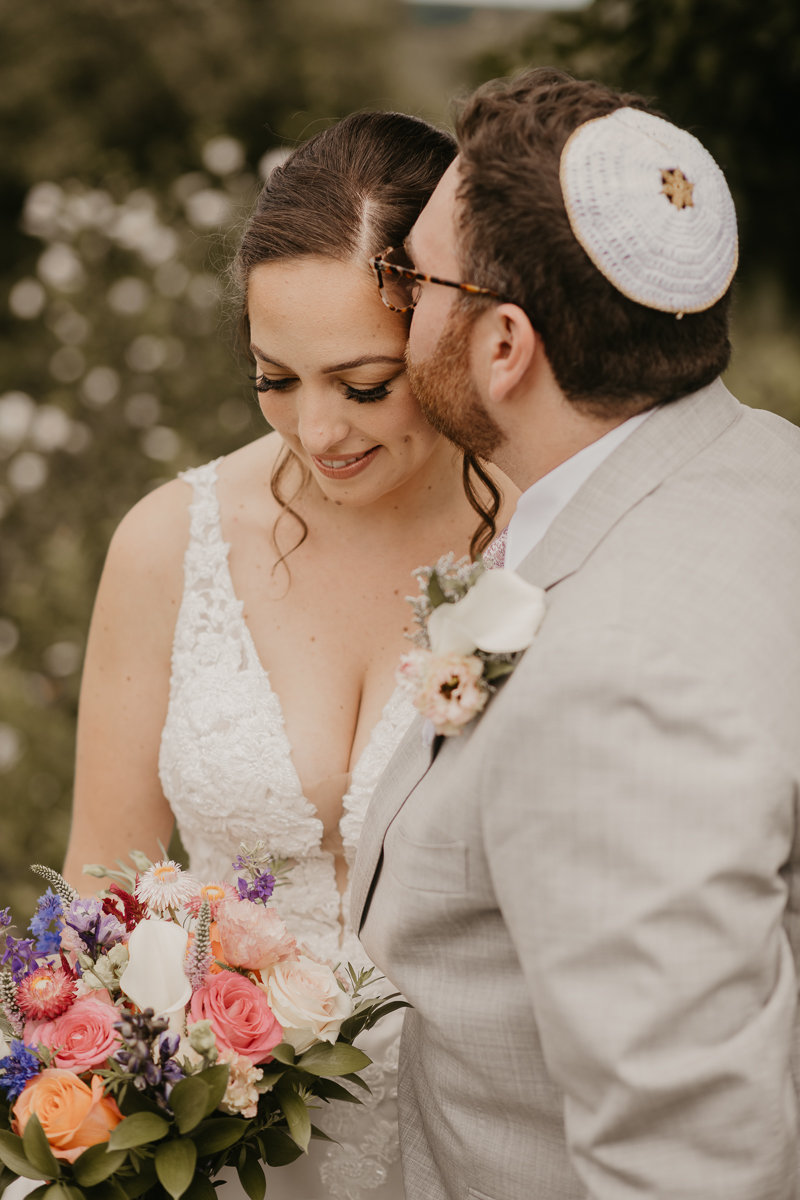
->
xmin=399 ymin=649 xmax=488 ymax=736
xmin=26 ymin=996 xmax=120 ymax=1073
xmin=190 ymin=971 xmax=283 ymax=1063
xmin=214 ymin=899 xmax=297 ymax=971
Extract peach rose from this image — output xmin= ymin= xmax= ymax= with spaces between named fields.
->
xmin=214 ymin=899 xmax=297 ymax=972
xmin=13 ymin=1069 xmax=122 ymax=1162
xmin=25 ymin=996 xmax=120 ymax=1073
xmin=190 ymin=971 xmax=282 ymax=1064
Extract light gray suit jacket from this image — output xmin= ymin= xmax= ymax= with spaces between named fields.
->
xmin=350 ymin=380 xmax=800 ymax=1200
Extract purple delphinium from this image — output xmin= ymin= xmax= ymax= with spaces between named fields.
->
xmin=65 ymin=897 xmax=126 ymax=959
xmin=0 ymin=908 xmax=11 ymax=930
xmin=235 ymin=867 xmax=275 ymax=905
xmin=1 ymin=937 xmax=38 ymax=983
xmin=0 ymin=1041 xmax=41 ymax=1101
xmin=112 ymin=1010 xmax=185 ymax=1107
xmin=29 ymin=889 xmax=63 ymax=956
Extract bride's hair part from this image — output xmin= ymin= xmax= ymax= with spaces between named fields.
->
xmin=234 ymin=110 xmax=500 ymax=565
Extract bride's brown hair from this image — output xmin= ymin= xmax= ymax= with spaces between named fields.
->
xmin=233 ymin=111 xmax=501 ymax=566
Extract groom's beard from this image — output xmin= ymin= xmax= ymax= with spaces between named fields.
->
xmin=406 ymin=306 xmax=505 ymax=461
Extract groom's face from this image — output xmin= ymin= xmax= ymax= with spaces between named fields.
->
xmin=405 ymin=161 xmax=504 ymax=459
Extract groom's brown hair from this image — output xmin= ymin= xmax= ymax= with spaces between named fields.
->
xmin=454 ymin=69 xmax=733 ymax=412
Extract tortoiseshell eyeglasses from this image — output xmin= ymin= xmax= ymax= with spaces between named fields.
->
xmin=369 ymin=245 xmax=501 ymax=314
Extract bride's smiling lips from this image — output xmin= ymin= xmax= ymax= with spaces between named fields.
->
xmin=311 ymin=446 xmax=381 ymax=480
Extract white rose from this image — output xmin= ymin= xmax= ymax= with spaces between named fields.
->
xmin=262 ymin=955 xmax=353 ymax=1055
xmin=427 ymin=568 xmax=546 ymax=657
xmin=120 ymin=917 xmax=191 ymax=1030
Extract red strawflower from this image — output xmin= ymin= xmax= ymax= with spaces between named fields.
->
xmin=102 ymin=884 xmax=147 ymax=932
xmin=16 ymin=965 xmax=77 ymax=1021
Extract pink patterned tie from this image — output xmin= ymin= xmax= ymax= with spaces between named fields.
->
xmin=482 ymin=526 xmax=508 ymax=570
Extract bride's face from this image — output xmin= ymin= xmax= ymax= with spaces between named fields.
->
xmin=247 ymin=256 xmax=442 ymax=507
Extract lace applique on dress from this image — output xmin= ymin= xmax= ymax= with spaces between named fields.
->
xmin=158 ymin=459 xmax=416 ymax=1200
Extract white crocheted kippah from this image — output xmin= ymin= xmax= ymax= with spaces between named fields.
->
xmin=560 ymin=107 xmax=738 ymax=314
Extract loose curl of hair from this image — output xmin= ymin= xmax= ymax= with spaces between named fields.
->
xmin=233 ymin=110 xmax=501 ymax=568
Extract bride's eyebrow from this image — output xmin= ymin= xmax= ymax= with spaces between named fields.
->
xmin=322 ymin=355 xmax=404 ymax=375
xmin=249 ymin=345 xmax=291 ymax=370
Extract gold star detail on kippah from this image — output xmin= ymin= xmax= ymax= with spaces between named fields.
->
xmin=661 ymin=168 xmax=695 ymax=209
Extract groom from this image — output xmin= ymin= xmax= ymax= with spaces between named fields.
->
xmin=352 ymin=69 xmax=800 ymax=1199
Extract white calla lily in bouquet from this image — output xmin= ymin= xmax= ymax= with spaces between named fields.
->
xmin=398 ymin=553 xmax=547 ymax=739
xmin=0 ymin=846 xmax=405 ymax=1200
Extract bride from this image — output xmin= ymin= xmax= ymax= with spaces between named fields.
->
xmin=61 ymin=110 xmax=515 ymax=1199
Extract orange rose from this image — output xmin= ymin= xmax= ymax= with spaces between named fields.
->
xmin=13 ymin=1069 xmax=122 ymax=1162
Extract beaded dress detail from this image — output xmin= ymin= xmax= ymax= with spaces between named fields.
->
xmin=159 ymin=459 xmax=416 ymax=1200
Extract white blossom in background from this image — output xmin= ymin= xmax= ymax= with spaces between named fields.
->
xmin=0 ymin=393 xmax=36 ymax=448
xmin=81 ymin=367 xmax=120 ymax=408
xmin=185 ymin=189 xmax=232 ymax=228
xmin=31 ymin=407 xmax=73 ymax=452
xmin=9 ymin=279 xmax=46 ymax=319
xmin=125 ymin=394 xmax=161 ymax=428
xmin=8 ymin=452 xmax=48 ymax=493
xmin=142 ymin=426 xmax=181 ymax=462
xmin=0 ymin=620 xmax=19 ymax=657
xmin=258 ymin=148 xmax=290 ymax=179
xmin=107 ymin=277 xmax=150 ymax=315
xmin=0 ymin=723 xmax=22 ymax=773
xmin=202 ymin=136 xmax=245 ymax=177
xmin=44 ymin=641 xmax=83 ymax=677
xmin=50 ymin=346 xmax=85 ymax=383
xmin=37 ymin=243 xmax=85 ymax=292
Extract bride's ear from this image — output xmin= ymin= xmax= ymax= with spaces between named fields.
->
xmin=480 ymin=303 xmax=537 ymax=408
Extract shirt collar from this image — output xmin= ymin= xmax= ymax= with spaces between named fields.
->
xmin=504 ymin=408 xmax=655 ymax=572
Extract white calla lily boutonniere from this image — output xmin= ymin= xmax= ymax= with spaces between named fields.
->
xmin=397 ymin=554 xmax=546 ymax=741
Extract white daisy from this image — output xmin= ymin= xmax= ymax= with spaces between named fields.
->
xmin=135 ymin=860 xmax=200 ymax=911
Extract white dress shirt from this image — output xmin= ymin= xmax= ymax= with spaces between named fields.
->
xmin=504 ymin=409 xmax=654 ymax=572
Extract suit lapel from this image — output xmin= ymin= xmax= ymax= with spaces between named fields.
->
xmin=352 ymin=379 xmax=741 ymax=932
xmin=515 ymin=378 xmax=741 ymax=591
xmin=350 ymin=713 xmax=435 ymax=932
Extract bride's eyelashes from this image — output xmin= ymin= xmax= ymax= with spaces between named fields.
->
xmin=252 ymin=374 xmax=294 ymax=394
xmin=252 ymin=373 xmax=393 ymax=404
xmin=343 ymin=381 xmax=393 ymax=403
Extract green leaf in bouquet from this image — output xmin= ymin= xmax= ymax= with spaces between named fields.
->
xmin=197 ymin=1065 xmax=230 ymax=1118
xmin=235 ymin=1151 xmax=265 ymax=1200
xmin=108 ymin=1113 xmax=171 ymax=1152
xmin=118 ymin=1091 xmax=167 ymax=1120
xmin=275 ymin=1087 xmax=310 ymax=1153
xmin=117 ymin=1156 xmax=157 ymax=1199
xmin=180 ymin=1173 xmax=217 ymax=1200
xmin=167 ymin=1077 xmax=209 ymax=1135
xmin=0 ymin=1130 xmax=51 ymax=1180
xmin=155 ymin=1137 xmax=197 ymax=1200
xmin=309 ymin=1079 xmax=361 ymax=1105
xmin=38 ymin=1185 xmax=85 ymax=1200
xmin=483 ymin=659 xmax=515 ymax=682
xmin=309 ymin=1126 xmax=336 ymax=1143
xmin=83 ymin=1180 xmax=129 ymax=1200
xmin=188 ymin=1119 xmax=248 ymax=1155
xmin=22 ymin=1116 xmax=63 ymax=1179
xmin=0 ymin=1164 xmax=20 ymax=1199
xmin=340 ymin=1072 xmax=371 ymax=1094
xmin=269 ymin=1044 xmax=296 ymax=1067
xmin=253 ymin=1068 xmax=284 ymax=1092
xmin=72 ymin=1144 xmax=128 ymax=1187
xmin=258 ymin=1129 xmax=303 ymax=1168
xmin=297 ymin=1043 xmax=371 ymax=1078
xmin=427 ymin=570 xmax=448 ymax=609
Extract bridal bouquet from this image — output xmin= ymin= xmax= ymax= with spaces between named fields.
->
xmin=0 ymin=848 xmax=403 ymax=1200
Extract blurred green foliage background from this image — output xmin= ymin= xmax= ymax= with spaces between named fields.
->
xmin=1 ymin=0 xmax=798 ymax=919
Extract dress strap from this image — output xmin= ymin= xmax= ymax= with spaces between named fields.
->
xmin=178 ymin=458 xmax=228 ymax=583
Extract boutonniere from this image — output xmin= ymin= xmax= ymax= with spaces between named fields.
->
xmin=397 ymin=554 xmax=546 ymax=742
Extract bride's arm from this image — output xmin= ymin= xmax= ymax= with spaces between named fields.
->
xmin=62 ymin=479 xmax=191 ymax=893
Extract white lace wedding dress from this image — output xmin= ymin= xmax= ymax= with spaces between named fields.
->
xmin=158 ymin=459 xmax=416 ymax=1200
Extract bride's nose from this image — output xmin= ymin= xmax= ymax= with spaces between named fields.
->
xmin=296 ymin=391 xmax=351 ymax=457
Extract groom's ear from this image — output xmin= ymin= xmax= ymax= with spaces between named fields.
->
xmin=479 ymin=303 xmax=537 ymax=407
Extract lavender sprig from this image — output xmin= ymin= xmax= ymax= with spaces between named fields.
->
xmin=1 ymin=937 xmax=38 ymax=984
xmin=112 ymin=1009 xmax=184 ymax=1106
